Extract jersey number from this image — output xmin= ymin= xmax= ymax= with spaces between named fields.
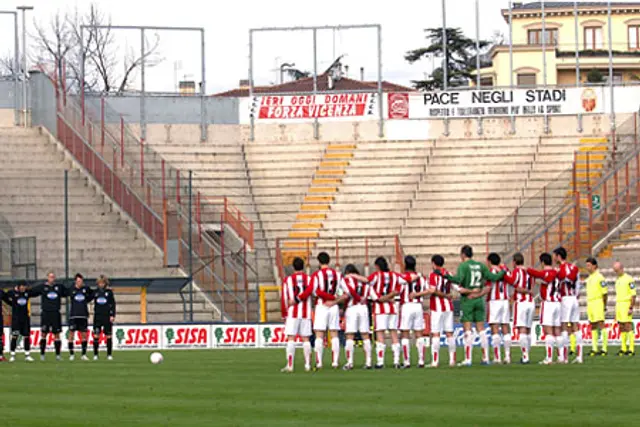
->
xmin=470 ymin=270 xmax=482 ymax=289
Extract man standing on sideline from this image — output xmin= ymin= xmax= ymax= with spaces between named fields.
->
xmin=68 ymin=273 xmax=94 ymax=361
xmin=281 ymin=257 xmax=314 ymax=373
xmin=0 ymin=288 xmax=5 ymax=362
xmin=585 ymin=258 xmax=608 ymax=356
xmin=310 ymin=252 xmax=343 ymax=369
xmin=2 ymin=281 xmax=38 ymax=362
xmin=443 ymin=245 xmax=505 ymax=366
xmin=613 ymin=262 xmax=636 ymax=356
xmin=31 ymin=271 xmax=68 ymax=361
xmin=92 ymin=275 xmax=117 ymax=361
xmin=486 ymin=253 xmax=512 ymax=364
xmin=554 ymin=247 xmax=582 ymax=363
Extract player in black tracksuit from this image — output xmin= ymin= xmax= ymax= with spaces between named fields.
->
xmin=31 ymin=271 xmax=70 ymax=361
xmin=2 ymin=282 xmax=39 ymax=362
xmin=0 ymin=288 xmax=5 ymax=362
xmin=92 ymin=275 xmax=116 ymax=360
xmin=68 ymin=273 xmax=94 ymax=361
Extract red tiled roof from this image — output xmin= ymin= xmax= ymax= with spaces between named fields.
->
xmin=213 ymin=75 xmax=415 ymax=97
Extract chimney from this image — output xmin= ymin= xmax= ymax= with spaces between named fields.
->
xmin=345 ymin=65 xmax=349 ymax=77
xmin=512 ymin=2 xmax=522 ymax=8
xmin=239 ymin=79 xmax=250 ymax=88
xmin=360 ymin=67 xmax=365 ymax=81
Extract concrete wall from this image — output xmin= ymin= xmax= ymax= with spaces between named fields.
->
xmin=0 ymin=78 xmax=23 ymax=126
xmin=29 ymin=71 xmax=57 ymax=134
xmin=85 ymin=95 xmax=240 ymax=125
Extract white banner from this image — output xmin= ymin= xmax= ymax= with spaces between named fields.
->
xmin=212 ymin=324 xmax=258 ymax=348
xmin=240 ymin=93 xmax=379 ymax=124
xmin=163 ymin=324 xmax=211 ymax=349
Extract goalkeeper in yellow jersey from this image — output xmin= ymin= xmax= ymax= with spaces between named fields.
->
xmin=585 ymin=257 xmax=609 ymax=356
xmin=613 ymin=262 xmax=636 ymax=356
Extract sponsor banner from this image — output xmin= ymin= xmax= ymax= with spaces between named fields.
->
xmin=258 ymin=325 xmax=304 ymax=348
xmin=389 ymin=87 xmax=607 ymax=120
xmin=163 ymin=325 xmax=210 ymax=349
xmin=212 ymin=324 xmax=258 ymax=348
xmin=532 ymin=319 xmax=640 ymax=346
xmin=240 ymin=93 xmax=378 ymax=123
xmin=112 ymin=325 xmax=162 ymax=350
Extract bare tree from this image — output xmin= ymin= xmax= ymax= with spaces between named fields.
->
xmin=0 ymin=53 xmax=20 ymax=78
xmin=32 ymin=2 xmax=162 ymax=94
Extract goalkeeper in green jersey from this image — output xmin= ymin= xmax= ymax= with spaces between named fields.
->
xmin=442 ymin=245 xmax=505 ymax=367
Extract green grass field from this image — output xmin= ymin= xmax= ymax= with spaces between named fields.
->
xmin=1 ymin=347 xmax=637 ymax=427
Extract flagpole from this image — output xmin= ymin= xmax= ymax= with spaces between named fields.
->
xmin=542 ymin=0 xmax=549 ymax=134
xmin=442 ymin=0 xmax=449 ymax=136
xmin=574 ymin=0 xmax=582 ymax=133
xmin=509 ymin=0 xmax=515 ymax=134
xmin=607 ymin=0 xmax=616 ymax=135
xmin=476 ymin=0 xmax=482 ymax=136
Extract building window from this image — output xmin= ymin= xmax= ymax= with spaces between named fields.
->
xmin=527 ymin=29 xmax=558 ymax=45
xmin=517 ymin=73 xmax=537 ymax=87
xmin=629 ymin=25 xmax=640 ymax=50
xmin=604 ymin=72 xmax=624 ymax=84
xmin=480 ymin=77 xmax=493 ymax=87
xmin=584 ymin=26 xmax=603 ymax=50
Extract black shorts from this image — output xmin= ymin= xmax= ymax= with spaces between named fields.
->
xmin=93 ymin=317 xmax=113 ymax=336
xmin=11 ymin=317 xmax=30 ymax=337
xmin=69 ymin=318 xmax=88 ymax=333
xmin=41 ymin=311 xmax=62 ymax=334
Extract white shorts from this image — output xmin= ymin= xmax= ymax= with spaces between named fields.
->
xmin=313 ymin=304 xmax=340 ymax=331
xmin=514 ymin=301 xmax=535 ymax=329
xmin=430 ymin=311 xmax=454 ymax=334
xmin=541 ymin=301 xmax=561 ymax=327
xmin=285 ymin=318 xmax=312 ymax=337
xmin=488 ymin=300 xmax=511 ymax=325
xmin=345 ymin=305 xmax=370 ymax=334
xmin=374 ymin=314 xmax=398 ymax=332
xmin=399 ymin=303 xmax=425 ymax=331
xmin=561 ymin=296 xmax=580 ymax=323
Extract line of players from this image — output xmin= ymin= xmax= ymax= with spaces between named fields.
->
xmin=280 ymin=245 xmax=636 ymax=372
xmin=0 ymin=272 xmax=117 ymax=362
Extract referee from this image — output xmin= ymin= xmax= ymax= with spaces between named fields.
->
xmin=92 ymin=275 xmax=116 ymax=361
xmin=32 ymin=271 xmax=69 ymax=361
xmin=68 ymin=273 xmax=94 ymax=361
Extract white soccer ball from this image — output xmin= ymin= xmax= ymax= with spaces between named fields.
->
xmin=150 ymin=352 xmax=164 ymax=365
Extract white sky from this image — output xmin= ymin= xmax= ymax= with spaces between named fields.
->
xmin=0 ymin=0 xmax=634 ymax=93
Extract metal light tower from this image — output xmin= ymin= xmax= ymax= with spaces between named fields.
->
xmin=17 ymin=5 xmax=33 ymax=127
xmin=0 ymin=10 xmax=19 ymax=126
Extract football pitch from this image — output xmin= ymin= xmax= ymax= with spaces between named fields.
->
xmin=1 ymin=348 xmax=637 ymax=427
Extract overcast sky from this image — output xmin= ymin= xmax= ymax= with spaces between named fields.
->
xmin=0 ymin=0 xmax=633 ymax=93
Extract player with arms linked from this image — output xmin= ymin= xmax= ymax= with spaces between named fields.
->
xmin=68 ymin=273 xmax=94 ymax=361
xmin=92 ymin=275 xmax=116 ymax=361
xmin=31 ymin=271 xmax=69 ymax=361
xmin=2 ymin=281 xmax=39 ymax=362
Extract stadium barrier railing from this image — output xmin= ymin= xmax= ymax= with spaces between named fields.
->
xmin=41 ymin=63 xmax=259 ymax=322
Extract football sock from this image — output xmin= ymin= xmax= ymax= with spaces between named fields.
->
xmin=54 ymin=340 xmax=61 ymax=356
xmin=0 ymin=334 xmax=3 ymax=356
xmin=447 ymin=336 xmax=456 ymax=365
xmin=491 ymin=334 xmax=502 ymax=362
xmin=23 ymin=336 xmax=30 ymax=355
xmin=68 ymin=341 xmax=75 ymax=356
xmin=363 ymin=339 xmax=372 ymax=366
xmin=601 ymin=327 xmax=608 ymax=352
xmin=561 ymin=331 xmax=569 ymax=361
xmin=286 ymin=341 xmax=295 ymax=369
xmin=545 ymin=335 xmax=554 ymax=361
xmin=629 ymin=330 xmax=635 ymax=353
xmin=575 ymin=330 xmax=583 ymax=359
xmin=503 ymin=334 xmax=512 ymax=361
xmin=81 ymin=341 xmax=88 ymax=356
xmin=480 ymin=331 xmax=489 ymax=362
xmin=591 ymin=329 xmax=599 ymax=352
xmin=93 ymin=338 xmax=100 ymax=356
xmin=401 ymin=338 xmax=410 ymax=365
xmin=302 ymin=341 xmax=311 ymax=367
xmin=431 ymin=337 xmax=440 ymax=366
xmin=570 ymin=332 xmax=577 ymax=353
xmin=376 ymin=342 xmax=386 ymax=366
xmin=107 ymin=338 xmax=113 ymax=356
xmin=520 ymin=333 xmax=529 ymax=362
xmin=416 ymin=337 xmax=426 ymax=365
xmin=392 ymin=343 xmax=401 ymax=365
xmin=345 ymin=339 xmax=354 ymax=365
xmin=314 ymin=337 xmax=324 ymax=367
xmin=40 ymin=338 xmax=46 ymax=356
xmin=331 ymin=337 xmax=340 ymax=366
xmin=621 ymin=331 xmax=629 ymax=353
xmin=464 ymin=331 xmax=473 ymax=362
xmin=10 ymin=336 xmax=17 ymax=354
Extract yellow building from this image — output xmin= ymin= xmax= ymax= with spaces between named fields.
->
xmin=476 ymin=1 xmax=640 ymax=87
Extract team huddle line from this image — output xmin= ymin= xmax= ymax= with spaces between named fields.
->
xmin=280 ymin=245 xmax=637 ymax=372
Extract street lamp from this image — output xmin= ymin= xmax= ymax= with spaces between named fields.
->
xmin=0 ymin=10 xmax=19 ymax=125
xmin=17 ymin=5 xmax=33 ymax=128
xmin=279 ymin=62 xmax=295 ymax=84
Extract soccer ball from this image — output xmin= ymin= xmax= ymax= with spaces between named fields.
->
xmin=150 ymin=352 xmax=164 ymax=365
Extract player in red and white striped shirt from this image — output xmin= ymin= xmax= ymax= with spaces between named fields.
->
xmin=339 ymin=264 xmax=379 ymax=370
xmin=310 ymin=252 xmax=343 ymax=369
xmin=485 ymin=253 xmax=513 ymax=364
xmin=528 ymin=253 xmax=563 ymax=364
xmin=350 ymin=257 xmax=406 ymax=369
xmin=280 ymin=257 xmax=314 ymax=373
xmin=503 ymin=253 xmax=535 ymax=364
xmin=398 ymin=256 xmax=431 ymax=369
xmin=554 ymin=247 xmax=582 ymax=363
xmin=429 ymin=255 xmax=457 ymax=367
